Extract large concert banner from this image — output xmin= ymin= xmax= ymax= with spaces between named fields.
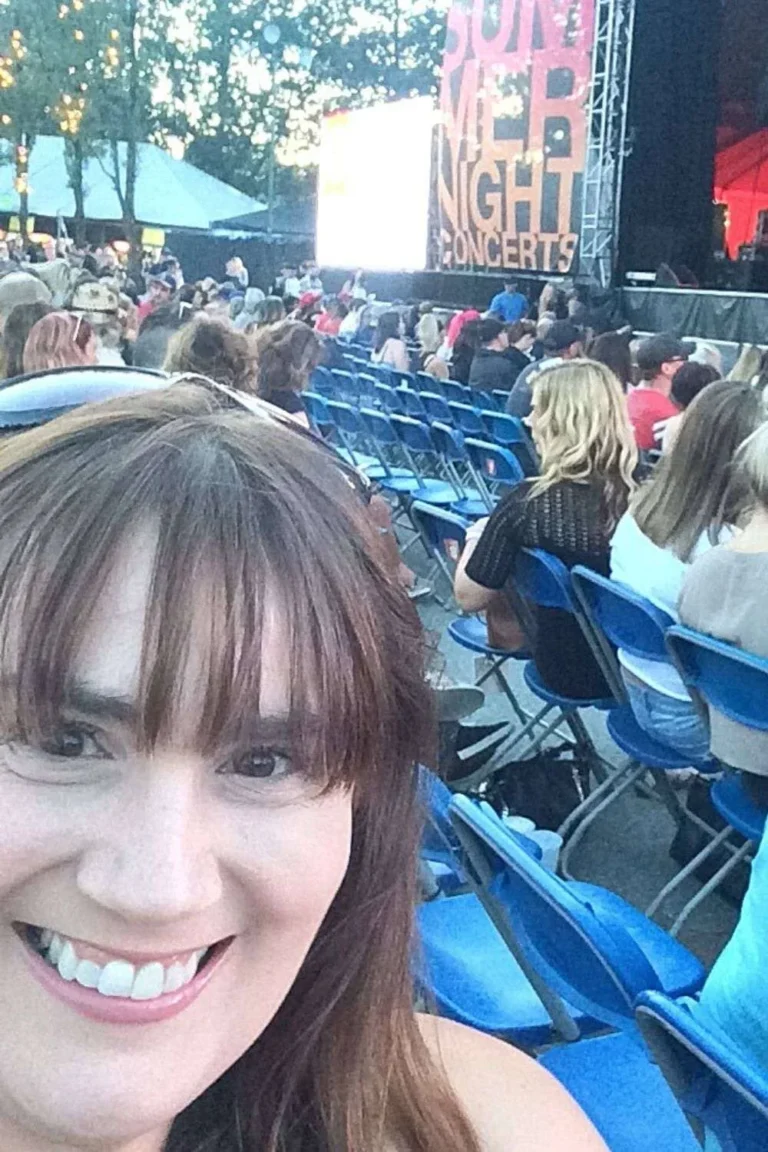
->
xmin=436 ymin=0 xmax=596 ymax=275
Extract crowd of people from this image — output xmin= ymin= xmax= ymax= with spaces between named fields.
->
xmin=2 ymin=235 xmax=768 ymax=1150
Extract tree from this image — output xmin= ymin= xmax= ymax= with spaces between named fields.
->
xmin=0 ymin=2 xmax=73 ymax=237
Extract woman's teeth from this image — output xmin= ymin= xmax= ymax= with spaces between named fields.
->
xmin=31 ymin=928 xmax=210 ymax=1000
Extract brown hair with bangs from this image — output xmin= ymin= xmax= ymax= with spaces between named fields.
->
xmin=0 ymin=383 xmax=481 ymax=1152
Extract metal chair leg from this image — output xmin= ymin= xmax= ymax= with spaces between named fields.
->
xmin=669 ymin=838 xmax=753 ymax=938
xmin=559 ymin=761 xmax=649 ymax=880
xmin=645 ymin=824 xmax=735 ymax=919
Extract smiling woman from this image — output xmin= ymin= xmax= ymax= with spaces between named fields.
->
xmin=0 ymin=383 xmax=604 ymax=1152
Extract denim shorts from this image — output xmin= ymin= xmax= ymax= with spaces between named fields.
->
xmin=622 ymin=671 xmax=711 ymax=762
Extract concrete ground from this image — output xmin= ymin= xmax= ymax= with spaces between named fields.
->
xmin=418 ymin=591 xmax=740 ymax=970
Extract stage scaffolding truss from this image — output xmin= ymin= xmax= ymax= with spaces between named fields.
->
xmin=579 ymin=0 xmax=636 ymax=289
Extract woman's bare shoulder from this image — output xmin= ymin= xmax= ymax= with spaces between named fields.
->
xmin=418 ymin=1015 xmax=608 ymax=1152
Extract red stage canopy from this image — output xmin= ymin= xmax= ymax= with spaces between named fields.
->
xmin=715 ymin=129 xmax=768 ymax=258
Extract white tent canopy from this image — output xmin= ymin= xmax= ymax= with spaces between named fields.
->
xmin=0 ymin=136 xmax=265 ymax=231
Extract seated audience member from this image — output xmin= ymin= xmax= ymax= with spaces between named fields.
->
xmin=163 ymin=312 xmax=257 ymax=391
xmin=587 ymin=330 xmax=633 ymax=391
xmin=450 ymin=319 xmax=482 ymax=385
xmin=488 ymin=278 xmax=528 ymax=324
xmin=0 ymin=301 xmax=53 ymax=380
xmin=680 ymin=420 xmax=768 ymax=799
xmin=233 ymin=287 xmax=266 ymax=332
xmin=371 ymin=311 xmax=409 ymax=371
xmin=611 ymin=381 xmax=763 ymax=759
xmin=23 ymin=311 xmax=97 ymax=374
xmin=132 ymin=300 xmax=194 ymax=370
xmin=254 ymin=295 xmax=286 ymax=329
xmin=455 ymin=361 xmax=637 ymax=698
xmin=661 ymin=362 xmax=720 ymax=453
xmin=253 ymin=319 xmax=321 ymax=424
xmin=505 ymin=321 xmax=584 ymax=418
xmin=338 ymin=297 xmax=365 ymax=340
xmin=340 ymin=268 xmax=367 ymax=302
xmin=0 ymin=385 xmax=605 ymax=1152
xmin=417 ymin=308 xmax=449 ymax=380
xmin=727 ymin=344 xmax=762 ymax=383
xmin=626 ymin=334 xmax=690 ymax=451
xmin=444 ymin=308 xmax=480 ymax=355
xmin=468 ymin=318 xmax=518 ymax=392
xmin=314 ymin=298 xmax=347 ymax=337
xmin=504 ymin=319 xmax=536 ymax=381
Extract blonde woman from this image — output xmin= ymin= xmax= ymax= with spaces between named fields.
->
xmin=455 ymin=360 xmax=637 ymax=698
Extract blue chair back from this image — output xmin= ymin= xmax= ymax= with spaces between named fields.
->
xmin=390 ymin=413 xmax=436 ymax=456
xmin=450 ymin=795 xmax=665 ymax=1035
xmin=464 ymin=438 xmax=525 ymax=488
xmin=449 ymin=402 xmax=487 ymax=436
xmin=636 ymin=990 xmax=768 ymax=1152
xmin=374 ymin=382 xmax=405 ymax=414
xmin=303 ymin=391 xmax=334 ymax=436
xmin=390 ymin=369 xmax=417 ymax=390
xmin=360 ymin=406 xmax=399 ymax=447
xmin=331 ymin=368 xmax=357 ymax=394
xmin=421 ymin=391 xmax=454 ymax=424
xmin=443 ymin=379 xmax=472 ymax=404
xmin=416 ymin=371 xmax=440 ymax=393
xmin=513 ymin=549 xmax=576 ymax=612
xmin=370 ymin=363 xmax=396 ymax=387
xmin=470 ymin=387 xmax=499 ymax=410
xmin=310 ymin=365 xmax=334 ymax=396
xmin=481 ymin=411 xmax=539 ymax=476
xmin=325 ymin=399 xmax=364 ymax=438
xmin=667 ymin=626 xmax=768 ymax=732
xmin=430 ymin=421 xmax=467 ymax=465
xmin=399 ymin=389 xmax=428 ymax=419
xmin=492 ymin=389 xmax=511 ymax=408
xmin=410 ymin=501 xmax=468 ymax=570
xmin=571 ymin=567 xmax=674 ymax=663
xmin=357 ymin=372 xmax=378 ymax=403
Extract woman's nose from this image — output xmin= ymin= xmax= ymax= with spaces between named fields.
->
xmin=75 ymin=762 xmax=223 ymax=924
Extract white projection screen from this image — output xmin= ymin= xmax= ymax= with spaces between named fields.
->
xmin=316 ymin=97 xmax=435 ymax=272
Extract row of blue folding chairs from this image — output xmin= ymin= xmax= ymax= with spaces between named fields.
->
xmin=303 ymin=395 xmax=532 ymax=520
xmin=414 ymin=505 xmax=767 ymax=927
xmin=312 ymin=362 xmax=512 ymax=412
xmin=305 ymin=390 xmax=538 ymax=486
xmin=418 ymin=786 xmax=768 ymax=1152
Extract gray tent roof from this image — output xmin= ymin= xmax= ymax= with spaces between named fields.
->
xmin=0 ymin=136 xmax=265 ymax=231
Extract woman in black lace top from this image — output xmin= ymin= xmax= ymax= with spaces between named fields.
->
xmin=455 ymin=360 xmax=638 ymax=697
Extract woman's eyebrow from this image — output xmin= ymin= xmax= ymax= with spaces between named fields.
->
xmin=62 ymin=681 xmax=137 ymax=725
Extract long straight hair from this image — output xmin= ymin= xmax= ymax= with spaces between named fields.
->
xmin=529 ymin=359 xmax=638 ymax=531
xmin=0 ymin=384 xmax=481 ymax=1152
xmin=631 ymin=379 xmax=763 ymax=561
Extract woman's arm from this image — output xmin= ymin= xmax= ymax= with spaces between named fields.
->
xmin=392 ymin=339 xmax=410 ymax=372
xmin=454 ymin=518 xmax=494 ymax=612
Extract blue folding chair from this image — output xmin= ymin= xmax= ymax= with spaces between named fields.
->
xmin=409 ymin=502 xmax=531 ymax=732
xmin=448 ymin=401 xmax=488 ymax=438
xmin=330 ymin=368 xmax=358 ymax=403
xmin=492 ymin=389 xmax=511 ymax=409
xmin=388 ymin=415 xmax=462 ymax=510
xmin=374 ymin=381 xmax=405 ymax=414
xmin=302 ymin=391 xmax=336 ymax=440
xmin=469 ymin=386 xmax=499 ymax=411
xmin=357 ymin=372 xmax=378 ymax=405
xmin=324 ymin=400 xmax=385 ymax=476
xmin=369 ymin=363 xmax=396 ymax=388
xmin=389 ymin=368 xmax=417 ymax=390
xmin=645 ymin=626 xmax=768 ymax=935
xmin=448 ymin=795 xmax=703 ymax=1152
xmin=471 ymin=549 xmax=616 ymax=809
xmin=637 ymin=991 xmax=768 ymax=1152
xmin=416 ymin=370 xmax=441 ymax=393
xmin=443 ymin=379 xmax=472 ymax=404
xmin=415 ymin=421 xmax=486 ymax=519
xmin=481 ymin=410 xmax=539 ymax=476
xmin=310 ymin=365 xmax=334 ymax=396
xmin=358 ymin=408 xmax=421 ymax=497
xmin=464 ymin=438 xmax=525 ymax=509
xmin=571 ymin=570 xmax=723 ymax=917
xmin=420 ymin=391 xmax=454 ymax=425
xmin=397 ymin=388 xmax=428 ymax=420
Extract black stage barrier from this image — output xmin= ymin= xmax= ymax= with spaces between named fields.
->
xmin=320 ymin=269 xmax=551 ymax=311
xmin=622 ymin=288 xmax=768 ymax=345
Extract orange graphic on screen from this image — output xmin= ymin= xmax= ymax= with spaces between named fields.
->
xmin=437 ymin=0 xmax=596 ymax=274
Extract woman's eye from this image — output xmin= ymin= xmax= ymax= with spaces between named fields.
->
xmin=228 ymin=748 xmax=292 ymax=780
xmin=39 ymin=725 xmax=108 ymax=760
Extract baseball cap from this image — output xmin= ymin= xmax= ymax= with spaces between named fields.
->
xmin=543 ymin=320 xmax=583 ymax=354
xmin=147 ymin=271 xmax=176 ymax=293
xmin=636 ymin=334 xmax=693 ymax=373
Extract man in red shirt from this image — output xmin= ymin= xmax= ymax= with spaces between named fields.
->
xmin=627 ymin=334 xmax=691 ymax=450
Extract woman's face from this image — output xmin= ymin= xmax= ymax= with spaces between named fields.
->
xmin=0 ymin=532 xmax=353 ymax=1149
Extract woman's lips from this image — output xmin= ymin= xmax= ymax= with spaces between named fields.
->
xmin=17 ymin=929 xmax=234 ymax=1025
